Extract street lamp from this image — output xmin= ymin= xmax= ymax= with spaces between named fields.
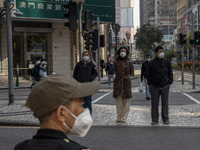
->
xmin=112 ymin=22 xmax=121 ymax=53
xmin=1 ymin=0 xmax=23 ymax=104
xmin=126 ymin=31 xmax=131 ymax=58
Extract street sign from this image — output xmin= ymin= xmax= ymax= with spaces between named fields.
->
xmin=15 ymin=0 xmax=115 ymax=22
xmin=83 ymin=0 xmax=115 ymax=22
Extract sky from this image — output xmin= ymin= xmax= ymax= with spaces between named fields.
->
xmin=134 ymin=0 xmax=140 ymax=29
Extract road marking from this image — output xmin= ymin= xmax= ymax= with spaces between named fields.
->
xmin=92 ymin=93 xmax=110 ymax=104
xmin=0 ymin=126 xmax=39 ymax=129
xmin=182 ymin=93 xmax=200 ymax=104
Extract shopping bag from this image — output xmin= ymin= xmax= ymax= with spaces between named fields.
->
xmin=139 ymin=82 xmax=143 ymax=92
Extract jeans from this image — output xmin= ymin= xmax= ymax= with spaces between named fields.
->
xmin=84 ymin=95 xmax=92 ymax=115
xmin=108 ymin=74 xmax=115 ymax=86
xmin=144 ymin=78 xmax=150 ymax=98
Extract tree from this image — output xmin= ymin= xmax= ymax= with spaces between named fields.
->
xmin=134 ymin=24 xmax=163 ymax=55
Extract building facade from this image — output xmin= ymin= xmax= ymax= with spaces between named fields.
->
xmin=0 ymin=0 xmax=115 ymax=79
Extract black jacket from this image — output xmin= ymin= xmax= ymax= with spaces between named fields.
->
xmin=31 ymin=66 xmax=40 ymax=81
xmin=73 ymin=60 xmax=97 ymax=82
xmin=141 ymin=61 xmax=150 ymax=81
xmin=106 ymin=63 xmax=114 ymax=75
xmin=147 ymin=58 xmax=173 ymax=88
xmin=13 ymin=129 xmax=89 ymax=150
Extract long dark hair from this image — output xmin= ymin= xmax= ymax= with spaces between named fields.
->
xmin=115 ymin=47 xmax=130 ymax=60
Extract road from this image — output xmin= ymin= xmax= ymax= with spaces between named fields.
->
xmin=0 ymin=69 xmax=200 ymax=150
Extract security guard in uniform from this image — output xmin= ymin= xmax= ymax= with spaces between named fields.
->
xmin=14 ymin=74 xmax=100 ymax=150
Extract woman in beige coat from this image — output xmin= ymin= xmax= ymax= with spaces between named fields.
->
xmin=113 ymin=47 xmax=133 ymax=123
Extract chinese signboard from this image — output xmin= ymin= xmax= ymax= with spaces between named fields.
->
xmin=16 ymin=0 xmax=115 ymax=22
xmin=16 ymin=0 xmax=70 ymax=19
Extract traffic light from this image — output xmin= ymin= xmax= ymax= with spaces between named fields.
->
xmin=84 ymin=38 xmax=90 ymax=50
xmin=84 ymin=10 xmax=93 ymax=31
xmin=88 ymin=29 xmax=98 ymax=50
xmin=179 ymin=33 xmax=186 ymax=45
xmin=194 ymin=31 xmax=200 ymax=44
xmin=64 ymin=2 xmax=77 ymax=31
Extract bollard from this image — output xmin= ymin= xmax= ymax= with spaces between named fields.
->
xmin=16 ymin=68 xmax=19 ymax=87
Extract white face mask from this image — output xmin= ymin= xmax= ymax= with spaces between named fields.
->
xmin=83 ymin=56 xmax=89 ymax=61
xmin=159 ymin=52 xmax=164 ymax=58
xmin=63 ymin=107 xmax=93 ymax=137
xmin=120 ymin=52 xmax=126 ymax=58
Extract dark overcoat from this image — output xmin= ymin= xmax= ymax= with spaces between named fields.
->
xmin=113 ymin=58 xmax=133 ymax=99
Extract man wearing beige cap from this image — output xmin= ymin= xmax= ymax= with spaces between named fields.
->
xmin=14 ymin=74 xmax=100 ymax=150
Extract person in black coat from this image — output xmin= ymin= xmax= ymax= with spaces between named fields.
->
xmin=148 ymin=45 xmax=173 ymax=125
xmin=141 ymin=55 xmax=152 ymax=100
xmin=73 ymin=51 xmax=97 ymax=114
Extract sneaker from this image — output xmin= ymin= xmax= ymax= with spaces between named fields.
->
xmin=146 ymin=97 xmax=151 ymax=100
xmin=151 ymin=121 xmax=158 ymax=125
xmin=163 ymin=120 xmax=170 ymax=124
xmin=121 ymin=118 xmax=127 ymax=123
xmin=116 ymin=118 xmax=121 ymax=122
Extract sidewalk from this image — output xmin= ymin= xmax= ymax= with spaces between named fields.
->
xmin=0 ymin=73 xmax=200 ymax=127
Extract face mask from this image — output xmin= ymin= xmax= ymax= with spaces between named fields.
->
xmin=63 ymin=107 xmax=93 ymax=137
xmin=83 ymin=56 xmax=89 ymax=61
xmin=147 ymin=58 xmax=151 ymax=62
xmin=43 ymin=65 xmax=47 ymax=69
xmin=159 ymin=52 xmax=164 ymax=58
xmin=120 ymin=52 xmax=126 ymax=58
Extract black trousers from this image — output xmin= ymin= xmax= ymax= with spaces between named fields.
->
xmin=150 ymin=85 xmax=170 ymax=122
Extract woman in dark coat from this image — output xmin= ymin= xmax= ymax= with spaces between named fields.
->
xmin=113 ymin=47 xmax=133 ymax=123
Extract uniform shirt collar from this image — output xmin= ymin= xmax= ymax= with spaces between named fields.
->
xmin=34 ymin=129 xmax=67 ymax=140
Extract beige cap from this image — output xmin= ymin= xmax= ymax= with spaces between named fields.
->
xmin=26 ymin=74 xmax=100 ymax=118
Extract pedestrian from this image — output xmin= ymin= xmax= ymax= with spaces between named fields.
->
xmin=39 ymin=61 xmax=48 ymax=79
xmin=106 ymin=58 xmax=115 ymax=87
xmin=148 ymin=45 xmax=173 ymax=125
xmin=14 ymin=74 xmax=100 ymax=150
xmin=73 ymin=51 xmax=97 ymax=115
xmin=31 ymin=60 xmax=41 ymax=88
xmin=141 ymin=54 xmax=152 ymax=100
xmin=100 ymin=58 xmax=105 ymax=78
xmin=113 ymin=47 xmax=133 ymax=123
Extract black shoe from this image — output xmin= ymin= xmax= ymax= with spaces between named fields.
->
xmin=163 ymin=120 xmax=170 ymax=124
xmin=151 ymin=121 xmax=158 ymax=125
xmin=146 ymin=97 xmax=151 ymax=100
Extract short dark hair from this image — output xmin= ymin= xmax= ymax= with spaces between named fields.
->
xmin=155 ymin=45 xmax=163 ymax=52
xmin=146 ymin=54 xmax=152 ymax=58
xmin=82 ymin=51 xmax=90 ymax=56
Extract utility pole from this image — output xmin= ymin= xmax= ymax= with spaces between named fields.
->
xmin=79 ymin=2 xmax=83 ymax=61
xmin=181 ymin=19 xmax=184 ymax=85
xmin=191 ymin=13 xmax=195 ymax=89
xmin=6 ymin=0 xmax=14 ymax=104
xmin=97 ymin=17 xmax=100 ymax=82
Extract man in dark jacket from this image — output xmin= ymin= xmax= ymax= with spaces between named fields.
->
xmin=141 ymin=55 xmax=152 ymax=100
xmin=14 ymin=75 xmax=100 ymax=150
xmin=148 ymin=45 xmax=173 ymax=125
xmin=106 ymin=58 xmax=115 ymax=87
xmin=73 ymin=51 xmax=97 ymax=114
xmin=31 ymin=60 xmax=41 ymax=88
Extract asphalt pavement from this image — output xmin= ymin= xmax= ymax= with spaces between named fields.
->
xmin=0 ymin=68 xmax=200 ymax=150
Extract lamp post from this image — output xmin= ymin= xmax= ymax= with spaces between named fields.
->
xmin=112 ymin=22 xmax=120 ymax=53
xmin=1 ymin=0 xmax=23 ymax=104
xmin=126 ymin=31 xmax=131 ymax=58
